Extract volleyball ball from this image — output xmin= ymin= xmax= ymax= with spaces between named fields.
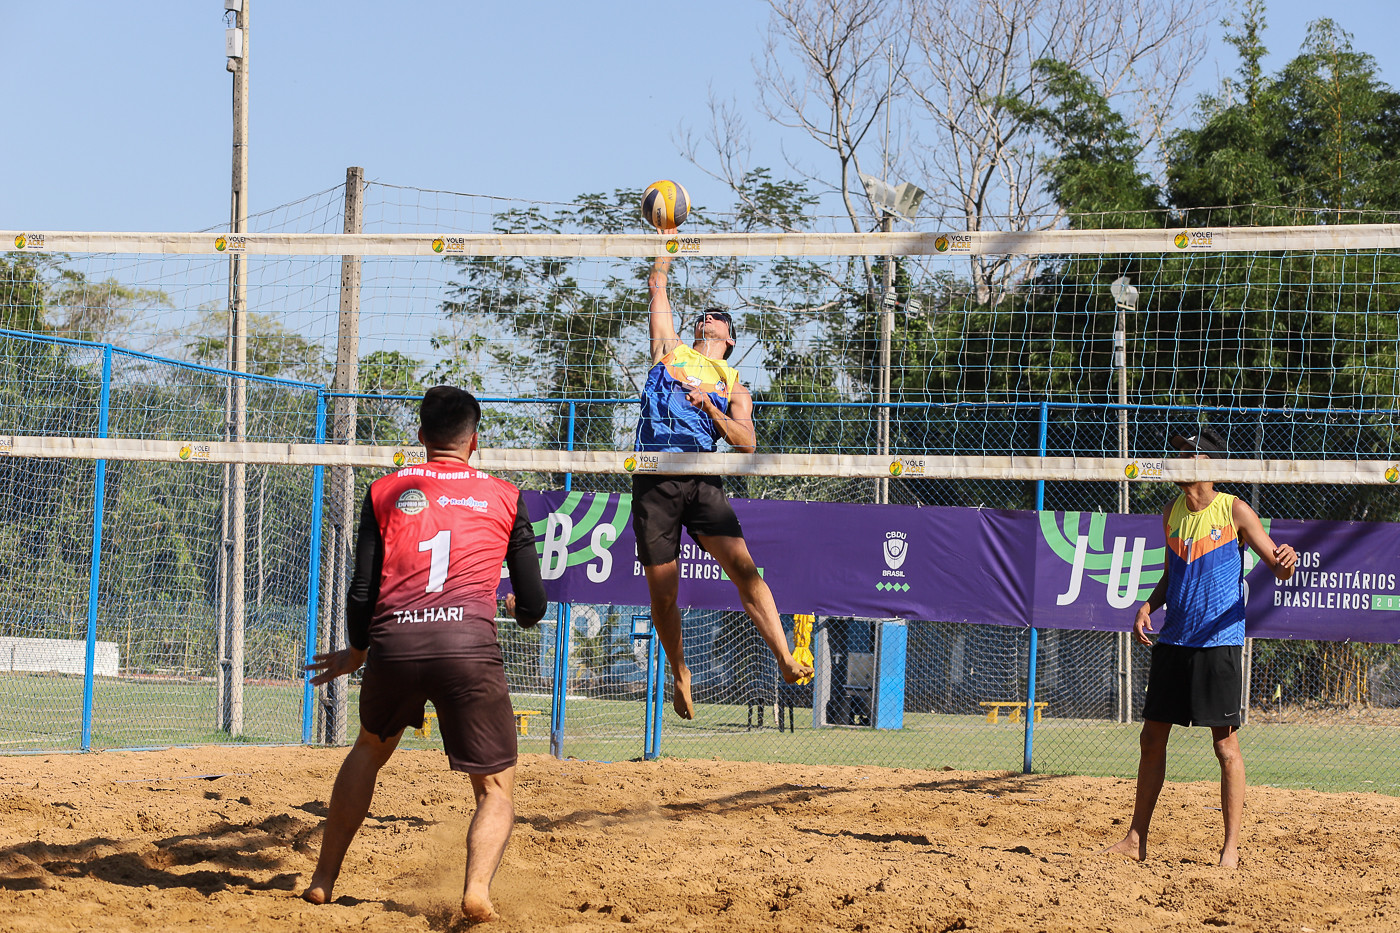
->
xmin=642 ymin=179 xmax=690 ymax=229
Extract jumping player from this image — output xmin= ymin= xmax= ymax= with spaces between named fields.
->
xmin=1103 ymin=426 xmax=1296 ymax=868
xmin=301 ymin=386 xmax=546 ymax=923
xmin=633 ymin=233 xmax=813 ymax=719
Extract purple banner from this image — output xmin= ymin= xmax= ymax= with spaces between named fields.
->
xmin=505 ymin=492 xmax=1400 ymax=644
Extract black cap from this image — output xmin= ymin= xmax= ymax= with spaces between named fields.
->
xmin=1168 ymin=426 xmax=1228 ymax=458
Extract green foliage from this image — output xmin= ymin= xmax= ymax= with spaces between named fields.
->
xmin=441 ymin=188 xmax=652 ymax=462
xmin=1169 ymin=16 xmax=1400 ymax=223
xmin=1002 ymin=60 xmax=1163 ymax=228
xmin=187 ymin=309 xmax=329 ymax=381
xmin=0 ymin=253 xmax=56 ymax=333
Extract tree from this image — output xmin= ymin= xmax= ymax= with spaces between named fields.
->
xmin=1169 ymin=14 xmax=1400 ymax=224
xmin=1002 ymin=60 xmax=1164 ymax=227
xmin=186 ymin=309 xmax=328 ymax=382
xmin=690 ymin=0 xmax=1216 ymax=302
xmin=48 ymin=275 xmax=171 ymax=345
xmin=440 ymin=190 xmax=653 ymax=486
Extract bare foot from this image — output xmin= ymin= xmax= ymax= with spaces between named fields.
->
xmin=672 ymin=665 xmax=694 ymax=719
xmin=301 ymin=882 xmax=331 ymax=905
xmin=779 ymin=654 xmax=813 ymax=684
xmin=1100 ymin=832 xmax=1146 ymax=861
xmin=461 ymin=890 xmax=500 ymax=925
xmin=1218 ymin=846 xmax=1238 ymax=869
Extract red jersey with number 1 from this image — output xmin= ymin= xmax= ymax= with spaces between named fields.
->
xmin=368 ymin=461 xmax=521 ymax=660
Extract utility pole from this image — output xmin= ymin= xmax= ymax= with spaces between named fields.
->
xmin=321 ymin=166 xmax=364 ymax=746
xmin=221 ymin=0 xmax=249 ymax=736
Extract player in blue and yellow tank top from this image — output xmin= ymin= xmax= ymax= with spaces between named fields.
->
xmin=1161 ymin=491 xmax=1246 ymax=647
xmin=635 ymin=342 xmax=742 ymax=453
xmin=629 ymin=229 xmax=813 ymax=721
xmin=1104 ymin=427 xmax=1297 ymax=870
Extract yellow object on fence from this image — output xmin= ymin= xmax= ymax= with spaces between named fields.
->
xmin=793 ymin=614 xmax=815 ymax=685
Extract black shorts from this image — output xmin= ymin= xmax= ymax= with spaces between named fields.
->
xmin=359 ymin=648 xmax=517 ymax=774
xmin=631 ymin=474 xmax=744 ymax=566
xmin=1141 ymin=642 xmax=1243 ymax=728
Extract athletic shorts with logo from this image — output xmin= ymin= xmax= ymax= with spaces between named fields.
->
xmin=1141 ymin=642 xmax=1243 ymax=728
xmin=631 ymin=474 xmax=743 ymax=566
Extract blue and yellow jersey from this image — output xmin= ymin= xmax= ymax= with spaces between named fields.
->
xmin=634 ymin=344 xmax=740 ymax=453
xmin=1162 ymin=492 xmax=1245 ymax=647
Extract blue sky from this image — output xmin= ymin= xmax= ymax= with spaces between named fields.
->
xmin=3 ymin=1 xmax=1400 ymax=233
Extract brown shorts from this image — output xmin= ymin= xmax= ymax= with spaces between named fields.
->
xmin=359 ymin=648 xmax=517 ymax=774
xmin=631 ymin=474 xmax=744 ymax=566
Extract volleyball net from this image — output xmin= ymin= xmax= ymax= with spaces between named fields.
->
xmin=3 ymin=202 xmax=1400 ymax=786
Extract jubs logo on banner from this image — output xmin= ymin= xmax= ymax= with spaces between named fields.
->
xmin=1042 ymin=511 xmax=1164 ymax=610
xmin=396 ymin=489 xmax=428 ymax=515
xmin=530 ymin=493 xmax=633 ymax=582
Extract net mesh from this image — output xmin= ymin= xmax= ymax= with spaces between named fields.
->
xmin=3 ymin=182 xmax=1400 ymax=791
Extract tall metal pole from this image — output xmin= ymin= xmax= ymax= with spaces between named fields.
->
xmin=1023 ymin=401 xmax=1049 ymax=773
xmin=1114 ymin=305 xmax=1131 ymax=723
xmin=876 ymin=212 xmax=894 ymax=504
xmin=324 ymin=166 xmax=364 ymax=746
xmin=222 ymin=0 xmax=250 ymax=736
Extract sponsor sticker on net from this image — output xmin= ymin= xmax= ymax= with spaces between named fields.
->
xmin=624 ymin=453 xmax=659 ymax=473
xmin=1172 ymin=229 xmax=1220 ymax=251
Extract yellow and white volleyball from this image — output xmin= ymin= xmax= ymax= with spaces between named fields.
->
xmin=641 ymin=179 xmax=690 ymax=229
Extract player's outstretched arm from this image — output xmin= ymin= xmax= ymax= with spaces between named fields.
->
xmin=1232 ymin=497 xmax=1297 ymax=581
xmin=648 ymin=227 xmax=682 ymax=364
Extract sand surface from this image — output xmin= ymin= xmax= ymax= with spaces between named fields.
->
xmin=0 ymin=745 xmax=1397 ymax=932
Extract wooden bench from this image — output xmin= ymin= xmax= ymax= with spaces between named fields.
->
xmin=415 ymin=709 xmax=543 ymax=739
xmin=978 ymin=701 xmax=1048 ymax=724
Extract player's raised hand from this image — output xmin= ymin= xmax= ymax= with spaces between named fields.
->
xmin=1273 ymin=543 xmax=1297 ymax=579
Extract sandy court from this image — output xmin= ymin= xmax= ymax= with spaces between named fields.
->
xmin=0 ymin=745 xmax=1397 ymax=932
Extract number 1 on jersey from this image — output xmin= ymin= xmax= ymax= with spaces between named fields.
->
xmin=419 ymin=530 xmax=450 ymax=593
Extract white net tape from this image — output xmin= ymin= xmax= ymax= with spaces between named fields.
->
xmin=0 ymin=435 xmax=1393 ymax=483
xmin=10 ymin=224 xmax=1400 ymax=257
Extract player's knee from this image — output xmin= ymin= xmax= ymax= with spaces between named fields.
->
xmin=1213 ymin=740 xmax=1241 ymax=767
xmin=727 ymin=558 xmax=761 ymax=585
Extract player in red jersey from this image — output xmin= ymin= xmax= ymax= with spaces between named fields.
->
xmin=301 ymin=386 xmax=546 ymax=925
